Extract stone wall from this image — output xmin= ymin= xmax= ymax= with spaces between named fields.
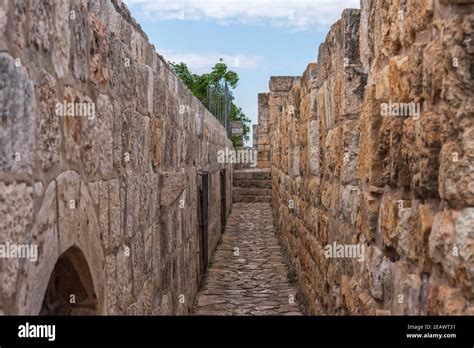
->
xmin=231 ymin=121 xmax=244 ymax=147
xmin=269 ymin=2 xmax=473 ymax=315
xmin=257 ymin=93 xmax=271 ymax=168
xmin=252 ymin=124 xmax=257 ymax=148
xmin=0 ymin=0 xmax=233 ymax=315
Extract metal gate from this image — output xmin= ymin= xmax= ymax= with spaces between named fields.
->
xmin=220 ymin=169 xmax=227 ymax=233
xmin=197 ymin=172 xmax=209 ymax=277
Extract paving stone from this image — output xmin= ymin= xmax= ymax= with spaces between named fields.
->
xmin=193 ymin=202 xmax=302 ymax=316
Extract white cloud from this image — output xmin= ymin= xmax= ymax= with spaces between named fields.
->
xmin=162 ymin=50 xmax=263 ymax=72
xmin=124 ymin=0 xmax=360 ymax=31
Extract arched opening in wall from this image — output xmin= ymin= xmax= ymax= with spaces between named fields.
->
xmin=40 ymin=246 xmax=98 ymax=315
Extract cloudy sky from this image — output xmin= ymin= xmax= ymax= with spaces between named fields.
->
xmin=123 ymin=0 xmax=359 ymax=145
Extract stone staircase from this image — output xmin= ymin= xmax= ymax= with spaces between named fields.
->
xmin=233 ymin=168 xmax=271 ymax=203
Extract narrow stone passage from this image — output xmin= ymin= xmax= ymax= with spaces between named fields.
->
xmin=193 ymin=202 xmax=302 ymax=315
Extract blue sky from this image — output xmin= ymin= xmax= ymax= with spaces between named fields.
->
xmin=124 ymin=0 xmax=359 ymax=145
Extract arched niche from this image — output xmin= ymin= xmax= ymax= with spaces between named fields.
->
xmin=40 ymin=246 xmax=97 ymax=315
xmin=23 ymin=171 xmax=105 ymax=315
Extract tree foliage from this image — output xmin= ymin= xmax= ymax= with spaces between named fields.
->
xmin=169 ymin=59 xmax=251 ymax=144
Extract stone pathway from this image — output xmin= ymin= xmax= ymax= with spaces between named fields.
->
xmin=193 ymin=202 xmax=302 ymax=315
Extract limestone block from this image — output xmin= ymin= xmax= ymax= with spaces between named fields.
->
xmin=0 ymin=182 xmax=34 ymax=301
xmin=121 ymin=109 xmax=140 ymax=171
xmin=89 ymin=14 xmax=109 ymax=85
xmin=454 ymin=208 xmax=474 ymax=290
xmin=134 ymin=63 xmax=150 ymax=114
xmin=269 ymin=76 xmax=298 ymax=93
xmin=98 ymin=94 xmax=114 ymax=176
xmin=396 ymin=205 xmax=414 ymax=259
xmin=439 ymin=14 xmax=474 ymax=133
xmin=125 ymin=175 xmax=139 ymax=238
xmin=138 ymin=172 xmax=151 ymax=230
xmin=28 ymin=1 xmax=55 ymax=51
xmin=131 ymin=230 xmax=145 ymax=297
xmin=116 ymin=245 xmax=132 ymax=309
xmin=23 ymin=181 xmax=58 ymax=314
xmin=138 ymin=277 xmax=155 ymax=315
xmin=160 ymin=170 xmax=185 ymax=207
xmin=429 ymin=210 xmax=461 ymax=284
xmin=88 ymin=181 xmax=99 ymax=207
xmin=106 ymin=35 xmax=134 ymax=99
xmin=358 ymin=86 xmax=385 ymax=186
xmin=62 ymin=88 xmax=91 ymax=165
xmin=70 ymin=0 xmax=90 ymax=81
xmin=428 ymin=282 xmax=469 ymax=315
xmin=56 ymin=171 xmax=104 ymax=300
xmin=407 ymin=112 xmax=441 ymax=197
xmin=143 ymin=225 xmax=154 ymax=275
xmin=367 ymin=246 xmax=383 ymax=300
xmin=341 ymin=120 xmax=360 ymax=184
xmin=388 ymin=55 xmax=411 ymax=100
xmin=383 ymin=118 xmax=408 ymax=187
xmin=377 ymin=195 xmax=400 ymax=249
xmin=98 ymin=180 xmax=109 ymax=249
xmin=112 ymin=99 xmax=123 ymax=171
xmin=439 ymin=139 xmax=474 ymax=207
xmin=153 ymin=72 xmax=168 ymax=118
xmin=0 ymin=182 xmax=34 ymax=245
xmin=155 ymin=291 xmax=172 ymax=315
xmin=341 ymin=185 xmax=360 ymax=226
xmin=106 ymin=254 xmax=119 ymax=314
xmin=324 ymin=127 xmax=342 ymax=178
xmin=308 ymin=120 xmax=320 ymax=176
xmin=35 ymin=71 xmax=61 ymax=170
xmin=357 ymin=190 xmax=381 ymax=242
xmin=402 ymin=0 xmax=434 ymax=47
xmin=405 ymin=274 xmax=422 ymax=315
xmin=0 ymin=0 xmax=7 ymax=41
xmin=82 ymin=94 xmax=113 ymax=176
xmin=130 ymin=28 xmax=147 ymax=65
xmin=405 ymin=204 xmax=435 ymax=270
xmin=109 ymin=178 xmax=123 ymax=249
xmin=390 ymin=261 xmax=412 ymax=315
xmin=321 ymin=181 xmax=332 ymax=211
xmin=0 ymin=53 xmax=35 ymax=175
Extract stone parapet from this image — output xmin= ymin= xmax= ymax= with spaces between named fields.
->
xmin=0 ymin=0 xmax=233 ymax=315
xmin=268 ymin=3 xmax=473 ymax=315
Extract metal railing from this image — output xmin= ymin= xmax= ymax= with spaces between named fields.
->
xmin=203 ymin=82 xmax=232 ymax=136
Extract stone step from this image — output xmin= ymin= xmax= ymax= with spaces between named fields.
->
xmin=233 ymin=168 xmax=271 ymax=181
xmin=233 ymin=187 xmax=271 ymax=197
xmin=232 ymin=195 xmax=271 ymax=203
xmin=232 ymin=169 xmax=272 ymax=203
xmin=233 ymin=179 xmax=271 ymax=189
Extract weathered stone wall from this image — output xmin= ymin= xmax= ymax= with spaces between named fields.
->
xmin=269 ymin=2 xmax=473 ymax=315
xmin=0 ymin=0 xmax=233 ymax=315
xmin=257 ymin=93 xmax=271 ymax=168
xmin=252 ymin=124 xmax=258 ymax=150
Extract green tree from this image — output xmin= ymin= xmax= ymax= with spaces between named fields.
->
xmin=207 ymin=59 xmax=239 ymax=89
xmin=169 ymin=59 xmax=250 ymax=145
